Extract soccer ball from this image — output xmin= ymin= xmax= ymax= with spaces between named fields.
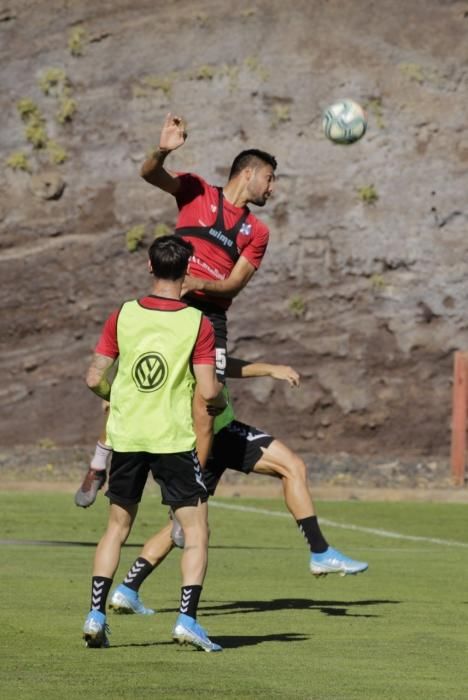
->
xmin=322 ymin=99 xmax=367 ymax=144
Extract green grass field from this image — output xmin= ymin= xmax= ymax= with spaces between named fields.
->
xmin=1 ymin=490 xmax=467 ymax=699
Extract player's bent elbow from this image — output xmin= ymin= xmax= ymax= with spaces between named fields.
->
xmin=85 ymin=368 xmax=101 ymax=391
xmin=199 ymin=387 xmax=221 ymax=403
xmin=199 ymin=381 xmax=224 ymax=404
xmin=227 ymin=283 xmax=244 ymax=298
xmin=140 ymin=160 xmax=160 ymax=183
xmin=140 ymin=167 xmax=153 ymax=182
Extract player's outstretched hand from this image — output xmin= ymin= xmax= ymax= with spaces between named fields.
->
xmin=160 ymin=113 xmax=187 ymax=152
xmin=270 ymin=365 xmax=300 ymax=387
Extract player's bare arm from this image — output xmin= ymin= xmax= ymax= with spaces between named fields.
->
xmin=140 ymin=113 xmax=187 ymax=193
xmin=227 ymin=357 xmax=300 ymax=387
xmin=193 ymin=364 xmax=225 ymax=406
xmin=182 ymin=255 xmax=256 ymax=299
xmin=86 ymin=352 xmax=115 ymax=401
xmin=192 ymin=366 xmax=226 ymax=465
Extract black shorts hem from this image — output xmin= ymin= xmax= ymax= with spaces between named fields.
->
xmin=168 ymin=493 xmax=209 ymax=509
xmin=105 ymin=490 xmax=142 ymax=506
xmin=233 ymin=434 xmax=274 ymax=475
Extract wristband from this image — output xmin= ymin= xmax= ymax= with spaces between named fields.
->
xmin=154 ymin=147 xmax=170 ymax=158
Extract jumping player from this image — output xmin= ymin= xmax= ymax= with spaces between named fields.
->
xmin=75 ymin=113 xmax=277 ymax=504
xmin=140 ymin=111 xmax=276 ymax=381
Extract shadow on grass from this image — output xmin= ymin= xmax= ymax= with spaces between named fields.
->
xmin=0 ymin=539 xmax=292 ymax=549
xmin=194 ymin=598 xmax=401 ymax=619
xmin=111 ymin=632 xmax=309 ymax=650
xmin=210 ymin=632 xmax=310 ymax=648
xmin=0 ymin=539 xmax=105 ymax=547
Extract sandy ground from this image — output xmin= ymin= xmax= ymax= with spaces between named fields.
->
xmin=1 ymin=477 xmax=468 ymax=503
xmin=1 ymin=445 xmax=467 ymax=502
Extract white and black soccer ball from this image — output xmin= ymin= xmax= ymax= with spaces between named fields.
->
xmin=322 ymin=99 xmax=367 ymax=144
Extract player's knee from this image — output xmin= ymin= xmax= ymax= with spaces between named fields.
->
xmin=286 ymin=454 xmax=307 ymax=483
xmin=184 ymin=522 xmax=209 ymax=548
xmin=107 ymin=520 xmax=131 ymax=545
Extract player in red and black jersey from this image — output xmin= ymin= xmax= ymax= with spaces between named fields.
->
xmin=140 ymin=112 xmax=277 ymax=381
xmin=74 ymin=114 xmax=277 ymax=506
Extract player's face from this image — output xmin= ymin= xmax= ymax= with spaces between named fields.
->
xmin=247 ymin=164 xmax=275 ymax=207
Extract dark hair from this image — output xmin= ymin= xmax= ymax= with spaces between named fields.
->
xmin=228 ymin=149 xmax=277 ymax=180
xmin=148 ymin=235 xmax=193 ymax=280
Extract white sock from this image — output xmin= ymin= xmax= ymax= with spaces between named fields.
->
xmin=90 ymin=441 xmax=112 ymax=471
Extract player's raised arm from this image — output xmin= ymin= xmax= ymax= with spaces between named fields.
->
xmin=140 ymin=113 xmax=187 ymax=194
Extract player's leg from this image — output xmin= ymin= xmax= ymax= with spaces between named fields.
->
xmin=82 ymin=451 xmax=147 ymax=646
xmin=75 ymin=402 xmax=111 ymax=508
xmin=171 ymin=499 xmax=221 ymax=652
xmin=176 ymin=500 xmax=209 ymax=587
xmin=208 ymin=422 xmax=328 ymax=551
xmin=209 ymin=421 xmax=368 ymax=577
xmin=153 ymin=449 xmax=221 ymax=652
xmin=252 ymin=438 xmax=368 ymax=577
xmin=109 ymin=523 xmax=174 ymax=615
xmin=93 ymin=501 xmax=138 ymax=577
xmin=252 ymin=439 xmax=315 ymax=518
xmin=83 ymin=500 xmax=138 ymax=647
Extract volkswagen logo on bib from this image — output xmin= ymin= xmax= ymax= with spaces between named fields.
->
xmin=132 ymin=352 xmax=168 ymax=392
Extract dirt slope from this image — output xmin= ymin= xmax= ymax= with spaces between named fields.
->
xmin=1 ymin=0 xmax=468 ymax=465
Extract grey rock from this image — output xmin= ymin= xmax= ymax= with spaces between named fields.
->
xmin=0 ymin=0 xmax=466 ymax=478
xmin=30 ymin=172 xmax=65 ymax=201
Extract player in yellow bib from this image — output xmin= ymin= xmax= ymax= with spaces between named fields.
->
xmin=81 ymin=236 xmax=226 ymax=652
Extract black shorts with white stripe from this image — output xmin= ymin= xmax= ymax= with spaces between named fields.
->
xmin=203 ymin=420 xmax=274 ymax=495
xmin=106 ymin=449 xmax=208 ymax=508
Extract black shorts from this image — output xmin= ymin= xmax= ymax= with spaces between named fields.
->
xmin=186 ymin=297 xmax=227 ymax=382
xmin=106 ymin=449 xmax=208 ymax=509
xmin=203 ymin=420 xmax=274 ymax=495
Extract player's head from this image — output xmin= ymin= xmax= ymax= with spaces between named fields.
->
xmin=228 ymin=149 xmax=277 ymax=207
xmin=229 ymin=149 xmax=277 ymax=179
xmin=148 ymin=235 xmax=193 ymax=280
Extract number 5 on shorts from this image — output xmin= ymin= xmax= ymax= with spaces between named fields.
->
xmin=216 ymin=348 xmax=227 ymax=372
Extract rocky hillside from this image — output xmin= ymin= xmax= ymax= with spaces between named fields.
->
xmin=1 ymin=0 xmax=468 ymax=460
